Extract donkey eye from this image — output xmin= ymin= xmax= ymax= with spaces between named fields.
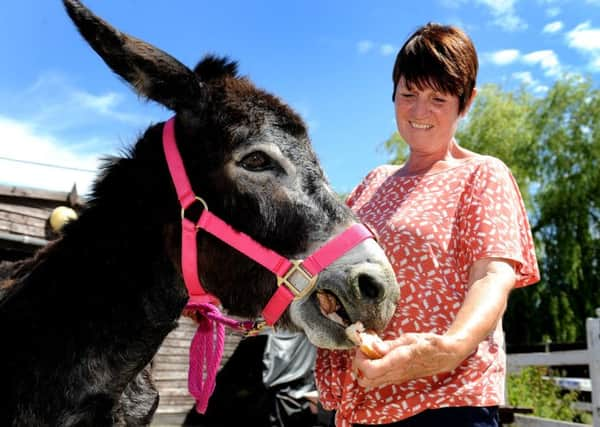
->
xmin=239 ymin=151 xmax=273 ymax=171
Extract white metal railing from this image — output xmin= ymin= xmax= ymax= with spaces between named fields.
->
xmin=507 ymin=309 xmax=600 ymax=427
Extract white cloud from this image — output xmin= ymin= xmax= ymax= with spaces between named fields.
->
xmin=485 ymin=48 xmax=563 ymax=77
xmin=543 ymin=21 xmax=564 ymax=33
xmin=565 ymin=22 xmax=600 ymax=72
xmin=487 ymin=49 xmax=521 ymax=65
xmin=439 ymin=0 xmax=467 ymax=8
xmin=522 ymin=50 xmax=561 ymax=76
xmin=357 ymin=40 xmax=397 ymax=57
xmin=511 ymin=71 xmax=549 ymax=94
xmin=475 ymin=0 xmax=527 ymax=31
xmin=24 ymin=72 xmax=155 ymax=130
xmin=512 ymin=71 xmax=534 ymax=85
xmin=357 ymin=40 xmax=374 ymax=54
xmin=380 ymin=44 xmax=396 ymax=56
xmin=0 ymin=116 xmax=100 ymax=195
xmin=537 ymin=0 xmax=562 ymax=17
xmin=566 ymin=22 xmax=600 ymax=51
xmin=72 ymin=91 xmax=122 ymax=115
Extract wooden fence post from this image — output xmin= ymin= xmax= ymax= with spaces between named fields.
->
xmin=587 ymin=308 xmax=600 ymax=427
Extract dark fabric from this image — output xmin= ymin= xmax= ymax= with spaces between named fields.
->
xmin=182 ymin=334 xmax=323 ymax=427
xmin=264 ymin=332 xmax=320 ymax=427
xmin=268 ymin=382 xmax=320 ymax=427
xmin=327 ymin=406 xmax=500 ymax=427
xmin=182 ymin=335 xmax=271 ymax=426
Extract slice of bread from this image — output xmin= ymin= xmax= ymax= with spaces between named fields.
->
xmin=345 ymin=321 xmax=385 ymax=359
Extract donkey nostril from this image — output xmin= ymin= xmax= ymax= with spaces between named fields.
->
xmin=358 ymin=274 xmax=384 ymax=301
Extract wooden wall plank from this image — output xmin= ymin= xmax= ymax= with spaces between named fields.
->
xmin=153 ymin=315 xmax=244 ymax=415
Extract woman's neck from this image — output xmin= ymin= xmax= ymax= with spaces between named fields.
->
xmin=398 ymin=140 xmax=479 ymax=177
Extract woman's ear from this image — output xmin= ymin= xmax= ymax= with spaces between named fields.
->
xmin=460 ymin=87 xmax=478 ymax=118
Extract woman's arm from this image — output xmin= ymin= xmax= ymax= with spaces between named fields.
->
xmin=353 ymin=257 xmax=516 ymax=388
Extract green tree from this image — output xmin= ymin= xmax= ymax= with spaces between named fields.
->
xmin=526 ymin=76 xmax=600 ymax=343
xmin=383 ymin=78 xmax=600 ymax=345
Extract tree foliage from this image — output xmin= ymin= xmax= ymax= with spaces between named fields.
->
xmin=526 ymin=77 xmax=600 ymax=343
xmin=507 ymin=367 xmax=584 ymax=422
xmin=383 ymin=77 xmax=600 ymax=344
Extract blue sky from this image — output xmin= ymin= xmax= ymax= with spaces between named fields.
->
xmin=0 ymin=0 xmax=599 ymax=196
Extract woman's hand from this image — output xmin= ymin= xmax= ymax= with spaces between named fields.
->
xmin=352 ymin=332 xmax=467 ymax=388
xmin=352 ymin=257 xmax=517 ymax=389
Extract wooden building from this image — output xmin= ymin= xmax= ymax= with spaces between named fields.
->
xmin=0 ymin=183 xmax=82 ymax=260
xmin=0 ymin=183 xmax=243 ymax=419
xmin=152 ymin=316 xmax=244 ymax=416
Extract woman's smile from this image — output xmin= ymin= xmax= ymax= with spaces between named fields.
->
xmin=409 ymin=121 xmax=433 ymax=130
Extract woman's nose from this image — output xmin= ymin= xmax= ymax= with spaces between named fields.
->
xmin=412 ymin=97 xmax=429 ymax=117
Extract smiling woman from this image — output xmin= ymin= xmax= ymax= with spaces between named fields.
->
xmin=316 ymin=22 xmax=540 ymax=427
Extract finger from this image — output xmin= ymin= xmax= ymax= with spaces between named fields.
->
xmin=357 ymin=371 xmax=380 ymax=388
xmin=357 ymin=370 xmax=395 ymax=388
xmin=389 ymin=333 xmax=420 ymax=347
xmin=354 ymin=354 xmax=386 ymax=379
xmin=371 ymin=339 xmax=391 ymax=356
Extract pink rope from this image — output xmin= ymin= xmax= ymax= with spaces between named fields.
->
xmin=186 ymin=302 xmax=225 ymax=413
xmin=185 ymin=301 xmax=256 ymax=413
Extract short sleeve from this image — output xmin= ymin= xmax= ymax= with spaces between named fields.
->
xmin=346 ymin=166 xmax=393 ymax=210
xmin=459 ymin=158 xmax=540 ymax=287
xmin=346 ymin=168 xmax=376 ymax=209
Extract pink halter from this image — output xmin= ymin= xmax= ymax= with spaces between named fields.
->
xmin=162 ymin=117 xmax=374 ymax=412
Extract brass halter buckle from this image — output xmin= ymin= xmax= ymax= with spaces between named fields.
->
xmin=277 ymin=260 xmax=318 ymax=300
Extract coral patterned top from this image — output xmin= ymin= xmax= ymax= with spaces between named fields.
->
xmin=315 ymin=156 xmax=540 ymax=426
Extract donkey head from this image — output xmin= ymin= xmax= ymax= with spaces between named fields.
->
xmin=63 ymin=0 xmax=398 ymax=349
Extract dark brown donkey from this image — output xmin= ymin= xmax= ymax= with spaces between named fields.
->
xmin=0 ymin=0 xmax=399 ymax=425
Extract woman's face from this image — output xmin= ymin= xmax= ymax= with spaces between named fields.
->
xmin=394 ymin=76 xmax=466 ymax=155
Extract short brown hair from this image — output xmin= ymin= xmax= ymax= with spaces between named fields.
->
xmin=392 ymin=23 xmax=478 ymax=113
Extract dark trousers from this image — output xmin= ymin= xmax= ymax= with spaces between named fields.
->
xmin=328 ymin=406 xmax=500 ymax=427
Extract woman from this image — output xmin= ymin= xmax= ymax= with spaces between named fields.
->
xmin=315 ymin=23 xmax=539 ymax=427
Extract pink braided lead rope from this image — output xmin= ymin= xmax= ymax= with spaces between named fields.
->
xmin=184 ymin=300 xmax=259 ymax=413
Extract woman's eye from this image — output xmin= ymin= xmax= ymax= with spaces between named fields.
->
xmin=240 ymin=151 xmax=273 ymax=171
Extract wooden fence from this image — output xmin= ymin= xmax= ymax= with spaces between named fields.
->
xmin=506 ymin=309 xmax=600 ymax=427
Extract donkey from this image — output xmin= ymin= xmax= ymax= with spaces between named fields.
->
xmin=0 ymin=0 xmax=399 ymax=425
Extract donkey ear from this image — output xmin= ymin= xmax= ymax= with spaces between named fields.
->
xmin=63 ymin=0 xmax=204 ymax=111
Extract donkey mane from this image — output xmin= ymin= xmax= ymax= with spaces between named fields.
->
xmin=193 ymin=56 xmax=308 ymax=140
xmin=193 ymin=54 xmax=239 ymax=81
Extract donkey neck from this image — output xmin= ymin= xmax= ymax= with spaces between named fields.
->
xmin=0 ymin=127 xmax=188 ymax=391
